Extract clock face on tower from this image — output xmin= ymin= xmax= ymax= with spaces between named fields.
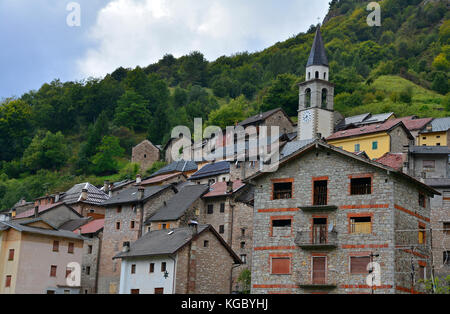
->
xmin=302 ymin=111 xmax=312 ymax=123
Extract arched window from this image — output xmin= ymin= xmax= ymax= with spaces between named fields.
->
xmin=308 ymin=72 xmax=311 ymax=80
xmin=321 ymin=89 xmax=328 ymax=108
xmin=305 ymin=88 xmax=311 ymax=108
xmin=315 ymin=71 xmax=319 ymax=79
xmin=323 ymin=72 xmax=327 ymax=80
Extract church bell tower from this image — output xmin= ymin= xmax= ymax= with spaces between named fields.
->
xmin=298 ymin=25 xmax=335 ymax=141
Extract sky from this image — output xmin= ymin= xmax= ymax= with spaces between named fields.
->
xmin=0 ymin=0 xmax=330 ymax=99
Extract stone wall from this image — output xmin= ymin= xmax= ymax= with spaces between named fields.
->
xmin=132 ymin=140 xmax=160 ymax=171
xmin=80 ymin=232 xmax=102 ymax=294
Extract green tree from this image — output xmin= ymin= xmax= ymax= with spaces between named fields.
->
xmin=91 ymin=136 xmax=124 ymax=175
xmin=260 ymin=74 xmax=299 ymax=117
xmin=207 ymin=96 xmax=253 ymax=129
xmin=432 ymin=72 xmax=449 ymax=95
xmin=114 ymin=90 xmax=151 ymax=131
xmin=237 ymin=269 xmax=251 ymax=294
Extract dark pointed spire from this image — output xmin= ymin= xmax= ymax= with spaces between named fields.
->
xmin=306 ymin=25 xmax=328 ymax=67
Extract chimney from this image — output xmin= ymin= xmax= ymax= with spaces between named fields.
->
xmin=188 ymin=220 xmax=198 ymax=235
xmin=104 ymin=180 xmax=110 ymax=193
xmin=136 ymin=174 xmax=142 ymax=185
xmin=81 ymin=188 xmax=88 ymax=201
xmin=122 ymin=242 xmax=130 ymax=253
xmin=54 ymin=193 xmax=60 ymax=203
xmin=226 ymin=180 xmax=233 ymax=194
xmin=34 ymin=206 xmax=39 ymax=218
xmin=138 ymin=187 xmax=145 ymax=201
xmin=402 ymin=145 xmax=410 ymax=174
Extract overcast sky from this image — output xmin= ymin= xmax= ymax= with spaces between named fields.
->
xmin=0 ymin=0 xmax=330 ymax=99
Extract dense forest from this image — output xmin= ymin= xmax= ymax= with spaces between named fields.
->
xmin=0 ymin=0 xmax=449 ymax=210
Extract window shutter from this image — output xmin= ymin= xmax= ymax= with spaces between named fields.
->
xmin=350 ymin=256 xmax=370 ymax=274
xmin=271 ymin=258 xmax=290 ymax=274
xmin=312 ymin=257 xmax=326 ymax=284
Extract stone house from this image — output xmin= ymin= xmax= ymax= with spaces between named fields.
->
xmin=131 ymin=140 xmax=161 ymax=171
xmin=60 ymin=182 xmax=110 ymax=217
xmin=13 ymin=203 xmax=83 ymax=228
xmin=0 ymin=218 xmax=84 ymax=294
xmin=114 ymin=224 xmax=241 ymax=294
xmin=419 ymin=117 xmax=450 ymax=147
xmin=139 ymin=172 xmax=187 ymax=187
xmin=246 ymin=140 xmax=438 ymax=294
xmin=97 ymin=185 xmax=177 ymax=294
xmin=151 ymin=160 xmax=198 ymax=179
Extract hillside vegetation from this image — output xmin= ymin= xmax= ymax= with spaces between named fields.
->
xmin=0 ymin=0 xmax=448 ymax=210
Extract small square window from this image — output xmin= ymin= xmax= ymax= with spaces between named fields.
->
xmin=240 ymin=242 xmax=245 ymax=249
xmin=8 ymin=249 xmax=14 ymax=261
xmin=219 ymin=225 xmax=225 ymax=234
xmin=207 ymin=205 xmax=214 ymax=215
xmin=131 ymin=264 xmax=136 ymax=274
xmin=149 ymin=263 xmax=155 ymax=273
xmin=271 ymin=257 xmax=290 ymax=275
xmin=50 ymin=265 xmax=57 ymax=277
xmin=350 ymin=177 xmax=372 ymax=195
xmin=117 ymin=206 xmax=122 ymax=213
xmin=220 ymin=203 xmax=225 ymax=213
xmin=116 ymin=222 xmax=121 ymax=230
xmin=53 ymin=240 xmax=59 ymax=252
xmin=161 ymin=262 xmax=167 ymax=272
xmin=350 ymin=217 xmax=372 ymax=234
xmin=419 ymin=193 xmax=426 ymax=208
xmin=355 ymin=144 xmax=360 ymax=152
xmin=273 ymin=182 xmax=293 ymax=200
xmin=204 ymin=240 xmax=209 ymax=248
xmin=350 ymin=256 xmax=370 ymax=274
xmin=68 ymin=242 xmax=74 ymax=254
xmin=372 ymin=141 xmax=378 ymax=150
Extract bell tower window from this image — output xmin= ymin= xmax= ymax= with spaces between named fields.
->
xmin=322 ymin=89 xmax=327 ymax=108
xmin=305 ymin=89 xmax=311 ymax=108
xmin=315 ymin=71 xmax=319 ymax=79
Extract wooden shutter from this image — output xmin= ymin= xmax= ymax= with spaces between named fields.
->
xmin=350 ymin=256 xmax=370 ymax=274
xmin=5 ymin=275 xmax=11 ymax=288
xmin=271 ymin=258 xmax=290 ymax=274
xmin=68 ymin=242 xmax=74 ymax=254
xmin=53 ymin=240 xmax=59 ymax=252
xmin=312 ymin=257 xmax=326 ymax=284
xmin=8 ymin=249 xmax=14 ymax=261
xmin=154 ymin=288 xmax=164 ymax=294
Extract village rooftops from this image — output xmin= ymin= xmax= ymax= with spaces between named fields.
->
xmin=145 ymin=184 xmax=209 ymax=223
xmin=150 ymin=160 xmax=198 ymax=177
xmin=14 ymin=202 xmax=82 ymax=220
xmin=376 ymin=153 xmax=404 ymax=171
xmin=61 ymin=182 xmax=110 ymax=206
xmin=113 ymin=224 xmax=241 ymax=263
xmin=189 ymin=161 xmax=230 ymax=181
xmin=327 ymin=120 xmax=414 ymax=141
xmin=409 ymin=146 xmax=450 ymax=155
xmin=237 ymin=108 xmax=294 ymax=128
xmin=202 ymin=180 xmax=246 ymax=198
xmin=140 ymin=172 xmax=186 ymax=186
xmin=421 ymin=117 xmax=450 ymax=133
xmin=101 ymin=185 xmax=174 ymax=207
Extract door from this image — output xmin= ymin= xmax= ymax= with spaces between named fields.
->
xmin=313 ymin=218 xmax=327 ymax=244
xmin=154 ymin=288 xmax=164 ymax=294
xmin=312 ymin=256 xmax=326 ymax=284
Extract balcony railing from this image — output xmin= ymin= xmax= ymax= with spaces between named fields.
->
xmin=295 ymin=230 xmax=338 ymax=250
xmin=350 ymin=222 xmax=371 ymax=234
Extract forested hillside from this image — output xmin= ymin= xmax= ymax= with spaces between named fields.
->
xmin=0 ymin=0 xmax=448 ymax=210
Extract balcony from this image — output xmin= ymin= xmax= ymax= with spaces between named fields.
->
xmin=298 ymin=282 xmax=337 ymax=290
xmin=295 ymin=229 xmax=338 ymax=250
xmin=299 ymin=205 xmax=338 ymax=212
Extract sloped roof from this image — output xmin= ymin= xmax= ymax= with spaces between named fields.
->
xmin=279 ymin=139 xmax=315 ymax=160
xmin=61 ymin=183 xmax=110 ymax=205
xmin=102 ymin=185 xmax=172 ymax=207
xmin=344 ymin=113 xmax=371 ymax=126
xmin=14 ymin=202 xmax=82 ymax=220
xmin=113 ymin=224 xmax=241 ymax=263
xmin=203 ymin=180 xmax=246 ymax=198
xmin=189 ymin=161 xmax=230 ymax=180
xmin=238 ymin=108 xmax=293 ymax=127
xmin=146 ymin=184 xmax=209 ymax=223
xmin=421 ymin=117 xmax=450 ymax=133
xmin=0 ymin=219 xmax=85 ymax=240
xmin=410 ymin=146 xmax=450 ymax=155
xmin=140 ymin=172 xmax=185 ymax=185
xmin=59 ymin=218 xmax=92 ymax=231
xmin=376 ymin=153 xmax=404 ymax=170
xmin=327 ymin=120 xmax=413 ymax=141
xmin=78 ymin=219 xmax=104 ymax=235
xmin=358 ymin=112 xmax=395 ymax=125
xmin=392 ymin=117 xmax=433 ymax=131
xmin=425 ymin=178 xmax=450 ymax=188
xmin=151 ymin=160 xmax=198 ymax=177
xmin=306 ymin=26 xmax=328 ymax=67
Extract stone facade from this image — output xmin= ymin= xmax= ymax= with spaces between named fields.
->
xmin=250 ymin=144 xmax=434 ymax=294
xmin=80 ymin=231 xmax=102 ymax=294
xmin=97 ymin=188 xmax=175 ymax=294
xmin=132 ymin=140 xmax=161 ymax=171
xmin=389 ymin=125 xmax=414 ymax=155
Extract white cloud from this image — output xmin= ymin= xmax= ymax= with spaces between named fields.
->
xmin=76 ymin=0 xmax=329 ymax=78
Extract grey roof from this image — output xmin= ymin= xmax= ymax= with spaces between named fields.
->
xmin=358 ymin=112 xmax=395 ymax=125
xmin=421 ymin=117 xmax=450 ymax=133
xmin=410 ymin=146 xmax=450 ymax=155
xmin=306 ymin=26 xmax=328 ymax=67
xmin=279 ymin=139 xmax=315 ymax=160
xmin=102 ymin=185 xmax=172 ymax=207
xmin=146 ymin=184 xmax=209 ymax=223
xmin=113 ymin=224 xmax=241 ymax=263
xmin=238 ymin=108 xmax=287 ymax=127
xmin=189 ymin=161 xmax=230 ymax=180
xmin=0 ymin=219 xmax=85 ymax=240
xmin=425 ymin=178 xmax=450 ymax=188
xmin=114 ymin=225 xmax=208 ymax=259
xmin=235 ymin=185 xmax=255 ymax=205
xmin=151 ymin=160 xmax=198 ymax=177
xmin=344 ymin=113 xmax=371 ymax=126
xmin=59 ymin=218 xmax=91 ymax=231
xmin=61 ymin=183 xmax=110 ymax=205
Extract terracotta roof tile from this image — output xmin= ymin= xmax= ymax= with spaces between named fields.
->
xmin=203 ymin=180 xmax=245 ymax=198
xmin=375 ymin=153 xmax=404 ymax=170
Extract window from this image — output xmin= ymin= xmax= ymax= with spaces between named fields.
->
xmin=207 ymin=204 xmax=214 ymax=214
xmin=418 ymin=225 xmax=426 ymax=245
xmin=350 ymin=217 xmax=372 ymax=234
xmin=443 ymin=251 xmax=450 ymax=265
xmin=313 ymin=180 xmax=328 ymax=206
xmin=154 ymin=288 xmax=164 ymax=294
xmin=321 ymin=89 xmax=327 ymax=108
xmin=53 ymin=240 xmax=59 ymax=252
xmin=8 ymin=249 xmax=14 ymax=261
xmin=116 ymin=222 xmax=121 ymax=230
xmin=437 ymin=143 xmax=441 ymax=146
xmin=220 ymin=203 xmax=225 ymax=213
xmin=423 ymin=160 xmax=435 ymax=169
xmin=144 ymin=154 xmax=147 ymax=158
xmin=68 ymin=242 xmax=74 ymax=254
xmin=219 ymin=225 xmax=225 ymax=234
xmin=5 ymin=275 xmax=11 ymax=288
xmin=315 ymin=71 xmax=319 ymax=79
xmin=308 ymin=72 xmax=311 ymax=80
xmin=131 ymin=289 xmax=140 ymax=294
xmin=419 ymin=266 xmax=425 ymax=280
xmin=204 ymin=240 xmax=209 ymax=248
xmin=271 ymin=257 xmax=290 ymax=275
xmin=350 ymin=177 xmax=372 ymax=195
xmin=312 ymin=218 xmax=328 ymax=244
xmin=273 ymin=181 xmax=293 ymax=200
xmin=372 ymin=141 xmax=378 ymax=150
xmin=324 ymin=72 xmax=327 ymax=80
xmin=88 ymin=245 xmax=93 ymax=254
xmin=350 ymin=256 xmax=370 ymax=274
xmin=130 ymin=221 xmax=135 ymax=229
xmin=305 ymin=89 xmax=311 ymax=108
xmin=240 ymin=255 xmax=247 ymax=264
xmin=131 ymin=264 xmax=136 ymax=274
xmin=312 ymin=256 xmax=326 ymax=284
xmin=161 ymin=262 xmax=167 ymax=272
xmin=86 ymin=266 xmax=91 ymax=275
xmin=149 ymin=263 xmax=155 ymax=273
xmin=241 ymin=228 xmax=246 ymax=236
xmin=419 ymin=193 xmax=426 ymax=208
xmin=355 ymin=144 xmax=361 ymax=152
xmin=271 ymin=219 xmax=292 ymax=237
xmin=443 ymin=223 xmax=450 ymax=235
xmin=240 ymin=242 xmax=245 ymax=249
xmin=117 ymin=206 xmax=122 ymax=213
xmin=50 ymin=265 xmax=57 ymax=277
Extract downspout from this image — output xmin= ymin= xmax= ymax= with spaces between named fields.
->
xmin=168 ymin=254 xmax=177 ymax=294
xmin=186 ymin=242 xmax=192 ymax=294
xmin=94 ymin=232 xmax=102 ymax=294
xmin=230 ymin=264 xmax=241 ymax=294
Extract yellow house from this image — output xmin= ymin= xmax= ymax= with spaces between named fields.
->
xmin=327 ymin=120 xmax=414 ymax=159
xmin=0 ymin=218 xmax=84 ymax=294
xmin=418 ymin=117 xmax=450 ymax=147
